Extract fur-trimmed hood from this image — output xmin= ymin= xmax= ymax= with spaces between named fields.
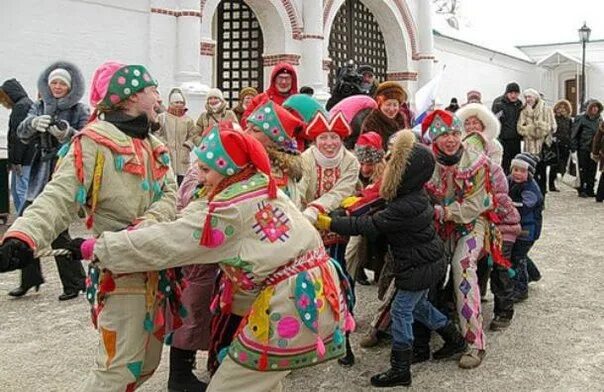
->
xmin=586 ymin=99 xmax=603 ymax=117
xmin=456 ymin=103 xmax=500 ymax=142
xmin=553 ymin=99 xmax=572 ymax=118
xmin=37 ymin=61 xmax=85 ymax=114
xmin=380 ymin=130 xmax=435 ymax=200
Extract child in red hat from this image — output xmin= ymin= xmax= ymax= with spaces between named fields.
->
xmin=75 ymin=122 xmax=355 ymax=391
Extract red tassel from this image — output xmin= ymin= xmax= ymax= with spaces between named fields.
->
xmin=316 ymin=335 xmax=326 ymax=358
xmin=268 ymin=177 xmax=277 ymax=199
xmin=258 ymin=350 xmax=269 ymax=370
xmin=85 ymin=215 xmax=94 ymax=230
xmin=200 ymin=206 xmax=215 ymax=247
xmin=99 ymin=272 xmax=116 ymax=293
xmin=344 ymin=312 xmax=356 ymax=332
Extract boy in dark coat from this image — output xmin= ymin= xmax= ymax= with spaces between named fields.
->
xmin=508 ymin=153 xmax=544 ymax=301
xmin=316 ymin=130 xmax=466 ymax=387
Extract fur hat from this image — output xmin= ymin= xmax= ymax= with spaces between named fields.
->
xmin=523 ymin=88 xmax=540 ymax=99
xmin=466 ymin=90 xmax=482 ymax=104
xmin=354 ymin=132 xmax=384 ymax=163
xmin=380 ymin=130 xmax=434 ymax=200
xmin=239 ymin=87 xmax=258 ymax=101
xmin=48 ymin=68 xmax=72 ymax=89
xmin=505 ymin=82 xmax=520 ymax=94
xmin=207 ymin=88 xmax=225 ymax=101
xmin=421 ymin=109 xmax=462 ymax=142
xmin=456 ymin=103 xmax=500 ymax=142
xmin=305 ymin=111 xmax=351 ymax=140
xmin=553 ymin=99 xmax=572 ymax=116
xmin=511 ymin=152 xmax=538 ymax=175
xmin=374 ymin=81 xmax=407 ymax=104
xmin=247 ymin=101 xmax=303 ymax=153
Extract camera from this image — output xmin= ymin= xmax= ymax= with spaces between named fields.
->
xmin=48 ymin=116 xmax=69 ymax=131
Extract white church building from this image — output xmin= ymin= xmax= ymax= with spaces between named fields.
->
xmin=1 ymin=0 xmax=604 ymax=142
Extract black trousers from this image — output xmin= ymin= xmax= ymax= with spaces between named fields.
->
xmin=597 ymin=172 xmax=604 ymax=202
xmin=578 ymin=150 xmax=597 ymax=195
xmin=535 ymin=160 xmax=547 ymax=197
xmin=500 ymin=138 xmax=522 ymax=175
xmin=18 ymin=202 xmax=85 ymax=293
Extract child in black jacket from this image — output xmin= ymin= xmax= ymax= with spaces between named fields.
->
xmin=316 ymin=130 xmax=466 ymax=388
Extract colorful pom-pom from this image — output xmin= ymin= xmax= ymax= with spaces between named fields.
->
xmin=344 ymin=312 xmax=356 ymax=333
xmin=114 ymin=155 xmax=125 ymax=172
xmin=143 ymin=313 xmax=153 ymax=332
xmin=178 ymin=305 xmax=188 ymax=318
xmin=57 ymin=143 xmax=70 ymax=158
xmin=140 ymin=179 xmax=150 ymax=191
xmin=217 ymin=347 xmax=229 ymax=364
xmin=334 ymin=326 xmax=344 ymax=346
xmin=164 ymin=332 xmax=173 ymax=346
xmin=487 ymin=255 xmax=494 ymax=268
xmin=75 ymin=185 xmax=87 ymax=204
xmin=160 ymin=153 xmax=170 ymax=165
xmin=316 ymin=336 xmax=326 ymax=358
xmin=507 ymin=268 xmax=517 ymax=278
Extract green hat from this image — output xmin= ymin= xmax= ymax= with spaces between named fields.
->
xmin=194 ymin=125 xmax=243 ymax=177
xmin=101 ymin=65 xmax=158 ymax=107
xmin=246 ymin=101 xmax=303 ymax=153
xmin=283 ymin=94 xmax=327 ymax=124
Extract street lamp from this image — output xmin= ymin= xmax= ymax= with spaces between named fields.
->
xmin=578 ymin=22 xmax=591 ymax=111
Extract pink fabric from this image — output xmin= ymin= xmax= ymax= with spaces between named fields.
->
xmin=89 ymin=61 xmax=126 ymax=108
xmin=176 ymin=164 xmax=201 ymax=210
xmin=80 ymin=238 xmax=97 ymax=260
xmin=489 ymin=162 xmax=521 ymax=242
xmin=328 ymin=95 xmax=377 ymax=124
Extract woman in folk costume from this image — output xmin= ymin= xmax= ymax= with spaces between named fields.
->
xmin=245 ymin=101 xmax=306 ymax=208
xmin=232 ymin=87 xmax=258 ymax=124
xmin=0 ymin=61 xmax=181 ymax=391
xmin=361 ymin=82 xmax=411 ymax=149
xmin=73 ymin=125 xmax=355 ymax=392
xmin=283 ymin=93 xmax=327 ymax=152
xmin=154 ymin=87 xmax=198 ymax=185
xmin=195 ymin=88 xmax=238 ymax=138
xmin=299 ymin=111 xmax=360 ymax=366
xmin=423 ymin=109 xmax=503 ymax=369
xmin=517 ymin=88 xmax=556 ymax=196
xmin=11 ymin=61 xmax=89 ymax=300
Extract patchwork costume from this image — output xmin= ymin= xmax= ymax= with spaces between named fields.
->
xmin=88 ymin=127 xmax=355 ymax=392
xmin=3 ymin=62 xmax=180 ymax=391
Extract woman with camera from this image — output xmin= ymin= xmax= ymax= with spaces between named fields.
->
xmin=10 ymin=61 xmax=89 ymax=301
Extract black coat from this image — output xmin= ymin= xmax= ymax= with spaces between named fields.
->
xmin=330 ymin=189 xmax=446 ymax=291
xmin=492 ymin=94 xmax=523 ymax=141
xmin=571 ymin=100 xmax=603 ymax=152
xmin=1 ymin=79 xmax=34 ymax=165
xmin=553 ymin=115 xmax=573 ymax=147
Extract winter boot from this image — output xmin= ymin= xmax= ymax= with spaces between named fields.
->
xmin=338 ymin=333 xmax=356 ymax=367
xmin=360 ymin=328 xmax=379 ymax=348
xmin=489 ymin=314 xmax=512 ymax=331
xmin=432 ymin=323 xmax=467 ymax=360
xmin=168 ymin=347 xmax=207 ymax=392
xmin=411 ymin=321 xmax=431 ymax=364
xmin=370 ymin=347 xmax=412 ymax=387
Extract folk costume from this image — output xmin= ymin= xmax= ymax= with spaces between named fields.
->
xmin=86 ymin=126 xmax=355 ymax=392
xmin=2 ymin=61 xmax=180 ymax=391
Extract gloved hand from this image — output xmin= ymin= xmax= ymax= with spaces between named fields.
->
xmin=328 ymin=207 xmax=347 ymax=218
xmin=315 ymin=214 xmax=332 ymax=231
xmin=0 ymin=238 xmax=34 ymax=273
xmin=31 ymin=115 xmax=52 ymax=133
xmin=65 ymin=237 xmax=86 ymax=260
xmin=302 ymin=207 xmax=319 ymax=224
xmin=340 ymin=196 xmax=361 ymax=209
xmin=48 ymin=120 xmax=70 ymax=140
xmin=591 ymin=153 xmax=600 ymax=163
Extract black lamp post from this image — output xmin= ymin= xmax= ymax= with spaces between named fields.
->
xmin=578 ymin=22 xmax=591 ymax=111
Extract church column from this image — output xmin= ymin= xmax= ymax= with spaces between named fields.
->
xmin=416 ymin=0 xmax=435 ymax=87
xmin=300 ymin=0 xmax=330 ymax=102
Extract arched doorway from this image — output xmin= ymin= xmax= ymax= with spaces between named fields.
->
xmin=216 ymin=0 xmax=264 ymax=106
xmin=328 ymin=0 xmax=387 ymax=88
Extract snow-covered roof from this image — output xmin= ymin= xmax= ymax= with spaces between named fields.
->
xmin=432 ymin=17 xmax=533 ymax=62
xmin=536 ymin=51 xmax=586 ymax=70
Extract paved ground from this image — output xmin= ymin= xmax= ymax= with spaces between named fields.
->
xmin=1 ymin=182 xmax=603 ymax=392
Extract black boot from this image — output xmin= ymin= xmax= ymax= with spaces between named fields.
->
xmin=411 ymin=321 xmax=430 ymax=364
xmin=168 ymin=347 xmax=207 ymax=392
xmin=432 ymin=323 xmax=467 ymax=360
xmin=338 ymin=333 xmax=355 ymax=367
xmin=370 ymin=347 xmax=412 ymax=387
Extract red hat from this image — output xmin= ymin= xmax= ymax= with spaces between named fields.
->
xmin=355 ymin=132 xmax=385 ymax=163
xmin=196 ymin=123 xmax=277 ymax=247
xmin=305 ymin=111 xmax=351 ymax=140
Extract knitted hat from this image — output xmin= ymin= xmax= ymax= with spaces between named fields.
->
xmin=247 ymin=101 xmax=304 ymax=153
xmin=48 ymin=68 xmax=72 ymax=89
xmin=466 ymin=90 xmax=482 ymax=104
xmin=283 ymin=94 xmax=327 ymax=124
xmin=239 ymin=87 xmax=258 ymax=101
xmin=305 ymin=111 xmax=351 ymax=140
xmin=523 ymin=88 xmax=540 ymax=99
xmin=421 ymin=109 xmax=462 ymax=142
xmin=511 ymin=152 xmax=538 ymax=175
xmin=169 ymin=91 xmax=185 ymax=104
xmin=354 ymin=132 xmax=384 ymax=163
xmin=207 ymin=88 xmax=225 ymax=101
xmin=91 ymin=62 xmax=158 ymax=108
xmin=505 ymin=82 xmax=520 ymax=94
xmin=195 ymin=124 xmax=276 ymax=247
xmin=374 ymin=81 xmax=407 ymax=104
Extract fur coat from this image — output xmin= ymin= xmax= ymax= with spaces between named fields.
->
xmin=360 ymin=109 xmax=409 ymax=149
xmin=517 ymin=99 xmax=556 ymax=155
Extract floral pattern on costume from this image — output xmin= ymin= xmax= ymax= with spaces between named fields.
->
xmin=253 ymin=201 xmax=291 ymax=243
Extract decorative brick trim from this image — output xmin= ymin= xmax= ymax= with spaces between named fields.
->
xmin=387 ymin=71 xmax=418 ymax=81
xmin=151 ymin=7 xmax=201 ymax=18
xmin=412 ymin=53 xmax=436 ymax=61
xmin=200 ymin=41 xmax=216 ymax=56
xmin=263 ymin=54 xmax=301 ymax=66
xmin=322 ymin=59 xmax=333 ymax=71
xmin=300 ymin=34 xmax=324 ymax=40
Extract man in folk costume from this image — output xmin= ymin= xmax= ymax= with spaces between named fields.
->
xmin=65 ymin=126 xmax=355 ymax=392
xmin=245 ymin=101 xmax=306 ymax=208
xmin=299 ymin=111 xmax=360 ymax=366
xmin=423 ymin=109 xmax=507 ymax=369
xmin=0 ymin=61 xmax=181 ymax=391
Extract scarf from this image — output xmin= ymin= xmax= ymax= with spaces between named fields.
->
xmin=434 ymin=146 xmax=463 ymax=166
xmin=206 ymin=100 xmax=227 ymax=114
xmin=102 ymin=111 xmax=152 ymax=139
xmin=167 ymin=106 xmax=187 ymax=117
xmin=311 ymin=145 xmax=344 ymax=169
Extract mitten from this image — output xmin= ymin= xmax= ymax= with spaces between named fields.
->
xmin=65 ymin=237 xmax=86 ymax=260
xmin=48 ymin=120 xmax=70 ymax=140
xmin=302 ymin=207 xmax=319 ymax=224
xmin=315 ymin=214 xmax=332 ymax=231
xmin=31 ymin=115 xmax=52 ymax=132
xmin=340 ymin=196 xmax=361 ymax=209
xmin=0 ymin=238 xmax=34 ymax=272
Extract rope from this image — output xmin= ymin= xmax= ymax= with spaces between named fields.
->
xmin=34 ymin=248 xmax=72 ymax=258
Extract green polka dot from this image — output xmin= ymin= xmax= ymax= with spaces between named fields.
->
xmin=192 ymin=229 xmax=202 ymax=240
xmin=211 ymin=216 xmax=218 ymax=227
xmin=225 ymin=225 xmax=235 ymax=237
xmin=270 ymin=312 xmax=282 ymax=322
